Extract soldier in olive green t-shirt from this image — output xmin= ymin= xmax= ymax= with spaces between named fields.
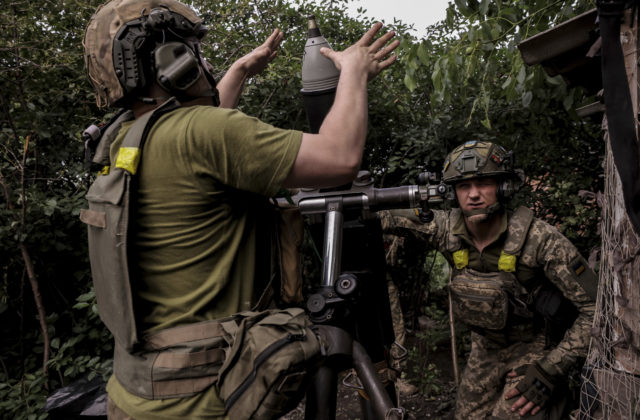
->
xmin=106 ymin=106 xmax=303 ymax=419
xmin=83 ymin=0 xmax=400 ymax=418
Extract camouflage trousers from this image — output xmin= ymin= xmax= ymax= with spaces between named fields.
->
xmin=387 ymin=281 xmax=406 ymax=371
xmin=455 ymin=332 xmax=567 ymax=420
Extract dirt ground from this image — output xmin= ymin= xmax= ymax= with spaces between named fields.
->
xmin=282 ymin=324 xmax=459 ymax=420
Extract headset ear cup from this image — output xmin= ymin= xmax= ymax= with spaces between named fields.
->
xmin=154 ymin=42 xmax=201 ymax=93
xmin=445 ymin=184 xmax=458 ymax=206
xmin=498 ymin=179 xmax=508 ymax=200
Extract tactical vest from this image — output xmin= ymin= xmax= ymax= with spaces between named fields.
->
xmin=446 ymin=207 xmax=538 ymax=333
xmin=80 ymin=99 xmax=226 ymax=398
xmin=79 ymin=99 xmax=309 ymax=400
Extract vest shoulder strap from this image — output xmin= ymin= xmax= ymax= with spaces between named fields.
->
xmin=446 ymin=208 xmax=463 ymax=253
xmin=503 ymin=206 xmax=535 ymax=256
xmin=113 ymin=99 xmax=181 ymax=174
xmin=91 ymin=109 xmax=134 ymax=167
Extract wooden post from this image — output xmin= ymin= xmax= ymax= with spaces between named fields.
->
xmin=448 ymin=270 xmax=460 ymax=385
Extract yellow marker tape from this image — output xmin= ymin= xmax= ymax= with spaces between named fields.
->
xmin=498 ymin=251 xmax=517 ymax=272
xmin=98 ymin=165 xmax=110 ymax=176
xmin=453 ymin=249 xmax=468 ymax=269
xmin=115 ymin=147 xmax=141 ymax=174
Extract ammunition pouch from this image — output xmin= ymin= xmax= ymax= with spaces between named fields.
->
xmin=449 ymin=269 xmax=533 ymax=331
xmin=534 ymin=284 xmax=579 ymax=345
xmin=114 ymin=318 xmax=232 ymax=399
xmin=217 ymin=307 xmax=323 ymax=419
xmin=113 ymin=306 xmax=323 ymax=419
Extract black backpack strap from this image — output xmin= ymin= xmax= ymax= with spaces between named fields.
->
xmin=597 ymin=0 xmax=640 ymax=236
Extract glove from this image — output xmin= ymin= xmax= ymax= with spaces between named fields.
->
xmin=515 ymin=362 xmax=558 ymax=407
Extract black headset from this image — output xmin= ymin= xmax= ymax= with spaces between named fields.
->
xmin=113 ymin=7 xmax=219 ymax=105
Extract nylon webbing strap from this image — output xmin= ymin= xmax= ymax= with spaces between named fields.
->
xmin=154 ymin=348 xmax=226 ymax=369
xmin=597 ymin=0 xmax=640 ymax=237
xmin=145 ymin=320 xmax=228 ymax=349
xmin=503 ymin=206 xmax=534 ymax=255
xmin=121 ymin=98 xmax=180 ymax=150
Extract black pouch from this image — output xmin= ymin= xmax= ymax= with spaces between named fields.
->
xmin=534 ymin=284 xmax=579 ymax=344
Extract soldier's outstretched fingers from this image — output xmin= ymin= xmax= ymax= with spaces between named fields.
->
xmin=369 ymin=29 xmax=397 ymax=53
xmin=356 ymin=22 xmax=385 ymax=46
xmin=320 ymin=25 xmax=398 ymax=80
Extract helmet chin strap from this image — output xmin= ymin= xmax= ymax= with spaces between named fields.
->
xmin=461 ymin=202 xmax=502 ymax=218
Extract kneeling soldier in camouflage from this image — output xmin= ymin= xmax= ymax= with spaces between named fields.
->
xmin=382 ymin=140 xmax=597 ymax=419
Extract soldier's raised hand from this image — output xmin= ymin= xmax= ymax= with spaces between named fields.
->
xmin=237 ymin=29 xmax=284 ymax=77
xmin=320 ymin=22 xmax=399 ymax=81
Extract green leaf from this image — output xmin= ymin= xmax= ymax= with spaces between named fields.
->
xmin=454 ymin=0 xmax=472 ymax=16
xmin=563 ymin=94 xmax=574 ymax=110
xmin=51 ymin=338 xmax=60 ymax=349
xmin=404 ymin=72 xmax=418 ymax=92
xmin=417 ymin=43 xmax=430 ymax=66
xmin=77 ymin=292 xmax=94 ymax=302
xmin=522 ymin=91 xmax=533 ymax=108
xmin=516 ymin=65 xmax=526 ymax=85
xmin=544 ymin=74 xmax=562 ymax=86
xmin=479 ymin=0 xmax=489 ymax=15
xmin=501 ymin=76 xmax=513 ymax=90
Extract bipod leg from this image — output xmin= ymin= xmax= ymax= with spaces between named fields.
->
xmin=304 ymin=365 xmax=337 ymax=420
xmin=352 ymin=341 xmax=404 ymax=420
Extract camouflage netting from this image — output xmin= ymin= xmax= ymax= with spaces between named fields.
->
xmin=579 ymin=131 xmax=640 ymax=419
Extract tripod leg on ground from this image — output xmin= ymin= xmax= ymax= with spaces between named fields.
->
xmin=305 ymin=365 xmax=338 ymax=420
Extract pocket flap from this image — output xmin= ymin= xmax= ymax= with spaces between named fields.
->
xmin=79 ymin=208 xmax=106 ymax=228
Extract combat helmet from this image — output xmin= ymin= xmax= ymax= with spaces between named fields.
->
xmin=442 ymin=140 xmax=523 ymax=201
xmin=84 ymin=0 xmax=219 ymax=108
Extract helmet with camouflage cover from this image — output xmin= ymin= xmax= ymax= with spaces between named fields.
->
xmin=442 ymin=140 xmax=516 ymax=183
xmin=84 ymin=0 xmax=218 ymax=108
xmin=442 ymin=140 xmax=523 ymax=204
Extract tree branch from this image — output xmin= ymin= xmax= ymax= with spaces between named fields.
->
xmin=0 ymin=162 xmax=50 ymax=382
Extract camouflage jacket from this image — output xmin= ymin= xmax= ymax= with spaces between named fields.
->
xmin=381 ymin=207 xmax=597 ymax=376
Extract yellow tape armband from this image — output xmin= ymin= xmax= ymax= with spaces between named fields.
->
xmin=115 ymin=147 xmax=141 ymax=174
xmin=498 ymin=251 xmax=517 ymax=272
xmin=452 ymin=249 xmax=468 ymax=270
xmin=98 ymin=165 xmax=110 ymax=176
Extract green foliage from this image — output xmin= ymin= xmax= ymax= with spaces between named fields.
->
xmin=394 ymin=0 xmax=602 ymax=257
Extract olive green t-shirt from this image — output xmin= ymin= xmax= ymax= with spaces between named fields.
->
xmin=106 ymin=105 xmax=302 ymax=419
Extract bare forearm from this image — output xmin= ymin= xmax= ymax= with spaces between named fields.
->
xmin=317 ymin=67 xmax=369 ymax=172
xmin=282 ymin=23 xmax=398 ymax=188
xmin=216 ymin=61 xmax=248 ymax=108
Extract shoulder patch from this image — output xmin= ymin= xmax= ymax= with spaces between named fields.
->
xmin=569 ymin=255 xmax=598 ymax=301
xmin=453 ymin=249 xmax=469 ymax=269
xmin=498 ymin=251 xmax=517 ymax=272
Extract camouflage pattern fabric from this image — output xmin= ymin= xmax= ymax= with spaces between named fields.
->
xmin=380 ymin=207 xmax=596 ymax=416
xmin=83 ymin=0 xmax=201 ymax=107
xmin=456 ymin=333 xmax=567 ymax=420
xmin=387 ymin=280 xmax=406 ymax=370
